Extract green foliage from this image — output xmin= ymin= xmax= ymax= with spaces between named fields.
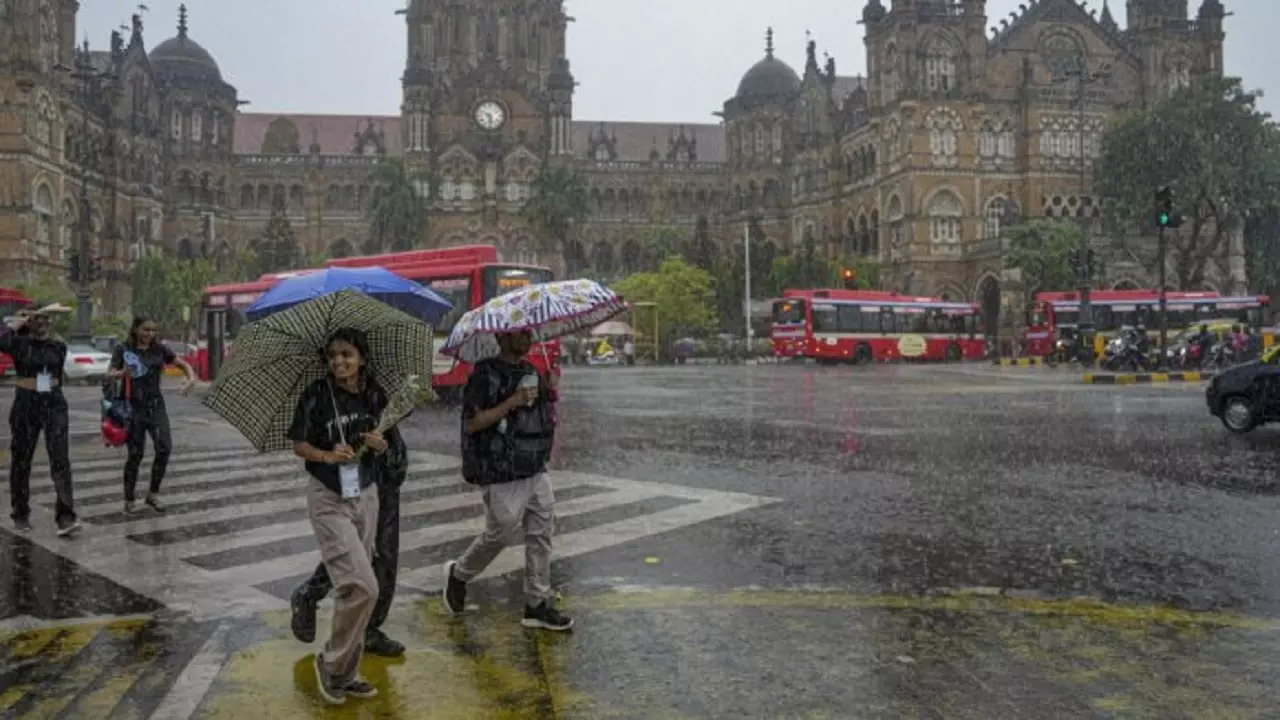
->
xmin=14 ymin=273 xmax=75 ymax=337
xmin=522 ymin=166 xmax=588 ymax=267
xmin=130 ymin=254 xmax=217 ymax=340
xmin=768 ymin=236 xmax=828 ymax=293
xmin=1002 ymin=220 xmax=1086 ymax=293
xmin=1095 ymin=77 xmax=1280 ymax=288
xmin=251 ymin=213 xmax=299 ymax=275
xmin=612 ymin=256 xmax=717 ymax=356
xmin=366 ymin=159 xmax=429 ymax=254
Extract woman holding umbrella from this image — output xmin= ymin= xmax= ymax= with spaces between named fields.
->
xmin=202 ymin=289 xmax=440 ymax=705
xmin=288 ymin=327 xmax=388 ymax=705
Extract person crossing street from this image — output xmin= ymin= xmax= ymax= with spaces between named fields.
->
xmin=290 ymin=424 xmax=409 ymax=657
xmin=1 ymin=305 xmax=80 ymax=536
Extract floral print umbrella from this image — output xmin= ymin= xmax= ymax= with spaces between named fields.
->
xmin=441 ymin=279 xmax=627 ymax=364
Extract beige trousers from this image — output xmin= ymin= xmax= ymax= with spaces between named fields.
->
xmin=307 ymin=480 xmax=379 ymax=684
xmin=455 ymin=473 xmax=555 ymax=604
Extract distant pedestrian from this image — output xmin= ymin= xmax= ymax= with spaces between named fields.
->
xmin=1 ymin=305 xmax=80 ymax=536
xmin=623 ymin=338 xmax=635 ymax=366
xmin=108 ymin=317 xmax=196 ymax=514
xmin=443 ymin=329 xmax=572 ymax=631
xmin=289 ymin=328 xmax=388 ymax=705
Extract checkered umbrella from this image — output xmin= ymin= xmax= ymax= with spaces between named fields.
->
xmin=202 ymin=289 xmax=433 ymax=453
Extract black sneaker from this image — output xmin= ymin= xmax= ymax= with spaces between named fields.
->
xmin=521 ymin=601 xmax=573 ymax=632
xmin=290 ymin=585 xmax=318 ymax=643
xmin=313 ymin=654 xmax=345 ymax=705
xmin=12 ymin=517 xmax=31 ymax=533
xmin=56 ymin=518 xmax=81 ymax=537
xmin=443 ymin=560 xmax=466 ymax=614
xmin=364 ymin=628 xmax=404 ymax=657
xmin=344 ymin=678 xmax=378 ymax=699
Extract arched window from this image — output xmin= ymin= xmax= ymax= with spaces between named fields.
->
xmin=927 ymin=109 xmax=962 ymax=168
xmin=34 ymin=184 xmax=54 ymax=257
xmin=983 ymin=197 xmax=1006 ymax=240
xmin=190 ymin=111 xmax=202 ymax=141
xmin=171 ymin=109 xmax=183 ymax=140
xmin=924 ymin=38 xmax=958 ymax=93
xmin=927 ymin=190 xmax=963 ymax=252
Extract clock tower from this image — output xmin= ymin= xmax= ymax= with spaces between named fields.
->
xmin=401 ymin=0 xmax=575 ymax=256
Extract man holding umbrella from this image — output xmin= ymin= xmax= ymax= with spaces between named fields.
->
xmin=439 ymin=278 xmax=628 ymax=630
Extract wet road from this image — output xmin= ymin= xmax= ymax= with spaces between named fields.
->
xmin=3 ymin=365 xmax=1280 ymax=718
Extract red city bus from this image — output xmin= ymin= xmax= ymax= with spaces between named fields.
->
xmin=199 ymin=245 xmax=560 ymax=392
xmin=0 ymin=287 xmax=35 ymax=376
xmin=771 ymin=289 xmax=985 ymax=363
xmin=1022 ymin=289 xmax=1273 ymax=356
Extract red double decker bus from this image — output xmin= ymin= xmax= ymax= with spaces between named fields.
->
xmin=0 ymin=287 xmax=35 ymax=376
xmin=771 ymin=289 xmax=985 ymax=363
xmin=1021 ymin=289 xmax=1273 ymax=357
xmin=199 ymin=245 xmax=559 ymax=393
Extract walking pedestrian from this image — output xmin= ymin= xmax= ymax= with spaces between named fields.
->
xmin=442 ymin=330 xmax=572 ymax=631
xmin=290 ymin=422 xmax=408 ymax=658
xmin=108 ymin=317 xmax=196 ymax=514
xmin=289 ymin=327 xmax=388 ymax=705
xmin=1 ymin=304 xmax=80 ymax=536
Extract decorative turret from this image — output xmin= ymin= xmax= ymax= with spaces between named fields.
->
xmin=1100 ymin=0 xmax=1120 ymax=33
xmin=862 ymin=0 xmax=887 ymax=25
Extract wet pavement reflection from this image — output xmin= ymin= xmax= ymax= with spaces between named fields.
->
xmin=4 ymin=364 xmax=1280 ymax=716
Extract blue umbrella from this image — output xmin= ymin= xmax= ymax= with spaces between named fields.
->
xmin=245 ymin=266 xmax=453 ymax=324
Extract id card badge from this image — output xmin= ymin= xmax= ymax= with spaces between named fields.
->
xmin=339 ymin=463 xmax=361 ymax=499
xmin=35 ymin=372 xmax=52 ymax=393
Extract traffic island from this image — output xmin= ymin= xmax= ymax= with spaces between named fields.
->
xmin=1082 ymin=370 xmax=1214 ymax=384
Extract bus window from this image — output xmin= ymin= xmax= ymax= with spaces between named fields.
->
xmin=836 ymin=305 xmax=863 ymax=332
xmin=1027 ymin=310 xmax=1048 ymax=327
xmin=482 ymin=266 xmax=553 ymax=302
xmin=773 ymin=299 xmax=805 ymax=325
xmin=879 ymin=308 xmax=896 ymax=333
xmin=902 ymin=311 xmax=929 ymax=334
xmin=812 ymin=304 xmax=839 ymax=333
xmin=425 ymin=277 xmax=472 ymax=332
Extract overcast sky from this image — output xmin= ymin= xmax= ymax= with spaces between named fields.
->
xmin=80 ymin=0 xmax=1278 ymax=123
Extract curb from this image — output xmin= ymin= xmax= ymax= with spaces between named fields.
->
xmin=993 ymin=357 xmax=1045 ymax=367
xmin=1082 ymin=371 xmax=1214 ymax=384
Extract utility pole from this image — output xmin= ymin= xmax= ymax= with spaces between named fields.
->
xmin=1154 ymin=186 xmax=1183 ymax=364
xmin=64 ymin=50 xmax=106 ymax=343
xmin=743 ymin=220 xmax=752 ymax=343
xmin=1066 ymin=55 xmax=1108 ymax=363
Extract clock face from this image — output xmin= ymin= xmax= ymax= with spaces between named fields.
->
xmin=474 ymin=101 xmax=506 ymax=130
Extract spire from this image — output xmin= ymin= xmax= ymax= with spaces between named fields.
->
xmin=178 ymin=4 xmax=188 ymax=39
xmin=1099 ymin=0 xmax=1118 ymax=31
xmin=765 ymin=27 xmax=774 ymax=58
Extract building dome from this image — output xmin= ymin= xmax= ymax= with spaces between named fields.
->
xmin=735 ymin=28 xmax=800 ymax=100
xmin=149 ymin=5 xmax=223 ymax=84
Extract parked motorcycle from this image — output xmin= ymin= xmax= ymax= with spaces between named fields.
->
xmin=1045 ymin=336 xmax=1088 ymax=367
xmin=1102 ymin=335 xmax=1152 ymax=372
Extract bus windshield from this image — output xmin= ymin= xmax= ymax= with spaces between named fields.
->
xmin=423 ymin=276 xmax=471 ymax=333
xmin=773 ymin=299 xmax=805 ymax=325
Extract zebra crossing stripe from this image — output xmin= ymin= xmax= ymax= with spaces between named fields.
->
xmin=19 ymin=448 xmax=780 ymax=621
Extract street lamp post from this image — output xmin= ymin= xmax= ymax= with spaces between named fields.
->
xmin=63 ymin=51 xmax=105 ymax=343
xmin=1065 ymin=56 xmax=1109 ymax=363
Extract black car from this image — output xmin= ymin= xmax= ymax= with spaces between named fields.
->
xmin=1205 ymin=346 xmax=1280 ymax=432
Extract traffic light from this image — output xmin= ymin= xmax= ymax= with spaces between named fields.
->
xmin=1085 ymin=248 xmax=1096 ymax=278
xmin=1154 ymin=185 xmax=1184 ymax=229
xmin=1068 ymin=247 xmax=1080 ymax=275
xmin=66 ymin=252 xmax=79 ymax=283
xmin=841 ymin=268 xmax=857 ymax=290
xmin=87 ymin=255 xmax=102 ymax=282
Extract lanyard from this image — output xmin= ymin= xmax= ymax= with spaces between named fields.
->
xmin=327 ymin=381 xmax=348 ymax=447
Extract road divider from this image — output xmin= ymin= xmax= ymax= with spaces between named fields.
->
xmin=1082 ymin=370 xmax=1213 ymax=384
xmin=993 ymin=357 xmax=1045 ymax=367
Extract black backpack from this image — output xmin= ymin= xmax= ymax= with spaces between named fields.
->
xmin=461 ymin=361 xmax=554 ymax=486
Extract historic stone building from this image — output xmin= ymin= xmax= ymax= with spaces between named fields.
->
xmin=0 ymin=0 xmax=1237 ymax=324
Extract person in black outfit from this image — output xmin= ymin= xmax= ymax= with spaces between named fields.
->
xmin=107 ymin=317 xmax=196 ymax=514
xmin=1 ymin=306 xmax=80 ymax=536
xmin=290 ymin=422 xmax=409 ymax=658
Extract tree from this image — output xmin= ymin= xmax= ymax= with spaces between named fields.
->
xmin=522 ymin=166 xmax=588 ymax=272
xmin=828 ymin=256 xmax=881 ymax=290
xmin=641 ymin=226 xmax=683 ymax=271
xmin=612 ymin=256 xmax=717 ymax=356
xmin=1243 ymin=123 xmax=1280 ymax=296
xmin=130 ymin=254 xmax=216 ymax=340
xmin=365 ymin=158 xmax=429 ymax=254
xmin=251 ymin=212 xmax=299 ymax=275
xmin=687 ymin=215 xmax=718 ymax=271
xmin=768 ymin=235 xmax=828 ymax=294
xmin=1095 ymin=77 xmax=1280 ymax=289
xmin=1002 ymin=220 xmax=1085 ymax=294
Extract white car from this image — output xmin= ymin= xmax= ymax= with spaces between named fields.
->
xmin=63 ymin=343 xmax=112 ymax=384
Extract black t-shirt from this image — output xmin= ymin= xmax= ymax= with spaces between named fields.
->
xmin=0 ymin=329 xmax=67 ymax=382
xmin=461 ymin=358 xmax=554 ymax=485
xmin=288 ymin=377 xmax=385 ymax=495
xmin=110 ymin=342 xmax=176 ymax=404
